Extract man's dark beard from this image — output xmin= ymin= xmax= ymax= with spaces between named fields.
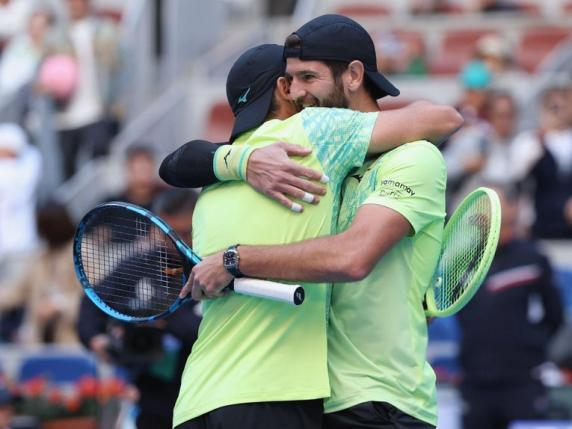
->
xmin=294 ymin=83 xmax=349 ymax=111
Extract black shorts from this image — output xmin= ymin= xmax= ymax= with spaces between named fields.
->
xmin=324 ymin=401 xmax=435 ymax=429
xmin=176 ymin=399 xmax=323 ymax=429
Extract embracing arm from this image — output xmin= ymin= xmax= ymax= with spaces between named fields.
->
xmin=159 ymin=139 xmax=224 ymax=188
xmin=368 ymin=101 xmax=463 ymax=154
xmin=183 ymin=204 xmax=410 ymax=299
xmin=241 ymin=204 xmax=410 ymax=282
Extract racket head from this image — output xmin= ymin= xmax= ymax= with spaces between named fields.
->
xmin=73 ymin=202 xmax=199 ymax=323
xmin=425 ymin=187 xmax=501 ymax=317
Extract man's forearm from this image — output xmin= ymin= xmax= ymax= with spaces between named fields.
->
xmin=239 ymin=233 xmax=359 ymax=283
xmin=239 ymin=205 xmax=410 ymax=283
xmin=159 ymin=140 xmax=224 ymax=188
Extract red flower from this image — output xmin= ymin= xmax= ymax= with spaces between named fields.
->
xmin=65 ymin=395 xmax=81 ymax=413
xmin=76 ymin=376 xmax=99 ymax=398
xmin=47 ymin=387 xmax=63 ymax=405
xmin=22 ymin=377 xmax=47 ymax=397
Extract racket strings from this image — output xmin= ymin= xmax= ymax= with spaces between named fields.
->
xmin=79 ymin=208 xmax=185 ymax=318
xmin=435 ymin=195 xmax=491 ymax=310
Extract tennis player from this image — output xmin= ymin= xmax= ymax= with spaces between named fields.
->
xmin=181 ymin=15 xmax=455 ymax=429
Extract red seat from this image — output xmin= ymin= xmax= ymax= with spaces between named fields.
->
xmin=429 ymin=30 xmax=495 ymax=75
xmin=564 ymin=1 xmax=572 ymax=14
xmin=203 ymin=101 xmax=234 ymax=142
xmin=96 ymin=8 xmax=123 ymax=22
xmin=516 ymin=27 xmax=571 ymax=72
xmin=515 ymin=1 xmax=541 ymax=15
xmin=335 ymin=4 xmax=392 ymax=17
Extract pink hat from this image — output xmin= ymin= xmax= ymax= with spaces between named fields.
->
xmin=38 ymin=54 xmax=78 ymax=101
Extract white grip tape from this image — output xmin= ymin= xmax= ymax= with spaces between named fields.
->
xmin=233 ymin=278 xmax=305 ymax=306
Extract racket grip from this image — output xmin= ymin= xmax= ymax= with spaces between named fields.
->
xmin=231 ymin=278 xmax=305 ymax=306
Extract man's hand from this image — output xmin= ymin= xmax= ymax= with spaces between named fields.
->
xmin=246 ymin=142 xmax=329 ymax=212
xmin=90 ymin=334 xmax=112 ymax=362
xmin=179 ymin=252 xmax=233 ymax=301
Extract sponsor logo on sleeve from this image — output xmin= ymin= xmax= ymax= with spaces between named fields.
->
xmin=379 ymin=179 xmax=415 ymax=198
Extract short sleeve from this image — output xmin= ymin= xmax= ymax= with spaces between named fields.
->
xmin=301 ymin=108 xmax=377 ymax=182
xmin=363 ymin=142 xmax=447 ymax=234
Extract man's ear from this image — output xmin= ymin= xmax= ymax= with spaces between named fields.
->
xmin=344 ymin=60 xmax=365 ymax=93
xmin=276 ymin=76 xmax=290 ymax=100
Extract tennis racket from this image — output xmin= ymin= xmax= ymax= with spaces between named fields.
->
xmin=73 ymin=202 xmax=305 ymax=323
xmin=424 ymin=187 xmax=501 ymax=317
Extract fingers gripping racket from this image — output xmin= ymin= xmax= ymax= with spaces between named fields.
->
xmin=73 ymin=202 xmax=305 ymax=323
xmin=425 ymin=187 xmax=501 ymax=317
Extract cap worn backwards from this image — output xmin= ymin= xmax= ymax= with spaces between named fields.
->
xmin=226 ymin=44 xmax=286 ymax=141
xmin=284 ymin=14 xmax=400 ymax=100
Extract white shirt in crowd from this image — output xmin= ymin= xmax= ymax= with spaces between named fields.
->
xmin=57 ymin=18 xmax=104 ymax=130
xmin=0 ymin=145 xmax=41 ymax=258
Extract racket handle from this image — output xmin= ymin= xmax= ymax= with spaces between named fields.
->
xmin=231 ymin=278 xmax=305 ymax=306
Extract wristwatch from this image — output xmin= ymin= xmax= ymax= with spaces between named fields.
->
xmin=223 ymin=245 xmax=243 ymax=278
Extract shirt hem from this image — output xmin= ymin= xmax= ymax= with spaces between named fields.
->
xmin=173 ymin=388 xmax=330 ymax=427
xmin=324 ymin=392 xmax=436 ymax=426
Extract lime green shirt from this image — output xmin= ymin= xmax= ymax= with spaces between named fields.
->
xmin=173 ymin=108 xmax=377 ymax=426
xmin=326 ymin=141 xmax=447 ymax=426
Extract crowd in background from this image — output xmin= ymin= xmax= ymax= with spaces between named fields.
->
xmin=0 ymin=0 xmax=571 ymax=428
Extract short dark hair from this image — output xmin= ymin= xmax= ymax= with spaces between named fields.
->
xmin=152 ymin=189 xmax=198 ymax=216
xmin=126 ymin=144 xmax=155 ymax=161
xmin=36 ymin=201 xmax=76 ymax=249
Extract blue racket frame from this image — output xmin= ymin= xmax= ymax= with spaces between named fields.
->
xmin=73 ymin=201 xmax=201 ymax=323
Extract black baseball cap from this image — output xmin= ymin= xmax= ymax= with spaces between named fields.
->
xmin=227 ymin=44 xmax=286 ymax=141
xmin=284 ymin=14 xmax=399 ymax=99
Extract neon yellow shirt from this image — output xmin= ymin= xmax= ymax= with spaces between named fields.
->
xmin=326 ymin=141 xmax=447 ymax=426
xmin=173 ymin=108 xmax=377 ymax=426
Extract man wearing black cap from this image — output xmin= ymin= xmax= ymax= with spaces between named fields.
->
xmin=175 ymin=14 xmax=460 ymax=429
xmin=169 ymin=35 xmax=460 ymax=429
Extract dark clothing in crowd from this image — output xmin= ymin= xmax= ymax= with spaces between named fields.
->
xmin=529 ymin=146 xmax=572 ymax=239
xmin=457 ymin=239 xmax=564 ymax=429
xmin=78 ymin=296 xmax=201 ymax=429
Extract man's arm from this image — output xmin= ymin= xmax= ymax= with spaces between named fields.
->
xmin=183 ymin=204 xmax=410 ymax=300
xmin=159 ymin=140 xmax=327 ymax=208
xmin=367 ymin=101 xmax=463 ymax=154
xmin=159 ymin=140 xmax=223 ymax=188
xmin=242 ymin=102 xmax=461 ymax=207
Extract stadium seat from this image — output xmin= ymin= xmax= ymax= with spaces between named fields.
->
xmin=429 ymin=30 xmax=495 ymax=75
xmin=334 ymin=4 xmax=392 ymax=17
xmin=96 ymin=8 xmax=123 ymax=22
xmin=17 ymin=354 xmax=98 ymax=384
xmin=516 ymin=27 xmax=572 ymax=72
xmin=516 ymin=1 xmax=542 ymax=15
xmin=203 ymin=100 xmax=234 ymax=142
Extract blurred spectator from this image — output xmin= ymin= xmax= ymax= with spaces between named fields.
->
xmin=0 ymin=0 xmax=35 ymax=41
xmin=77 ymin=188 xmax=200 ymax=429
xmin=0 ymin=201 xmax=80 ymax=345
xmin=0 ymin=386 xmax=14 ymax=429
xmin=0 ymin=9 xmax=53 ymax=98
xmin=475 ymin=34 xmax=513 ymax=74
xmin=105 ymin=146 xmax=164 ymax=210
xmin=411 ymin=0 xmax=463 ymax=14
xmin=457 ymin=183 xmax=564 ymax=429
xmin=0 ymin=123 xmax=41 ymax=279
xmin=375 ymin=32 xmax=427 ymax=76
xmin=445 ymin=91 xmax=518 ymax=203
xmin=474 ymin=0 xmax=524 ymax=13
xmin=511 ymin=84 xmax=572 ymax=239
xmin=44 ymin=0 xmax=123 ymax=180
xmin=456 ymin=60 xmax=492 ymax=123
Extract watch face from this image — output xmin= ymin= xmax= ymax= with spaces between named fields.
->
xmin=224 ymin=249 xmax=238 ymax=269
